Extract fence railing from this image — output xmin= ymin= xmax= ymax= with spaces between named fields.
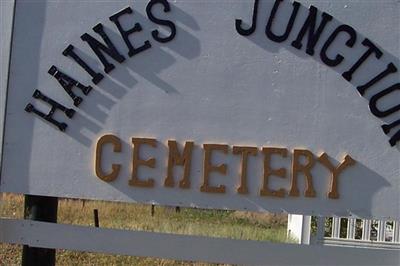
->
xmin=315 ymin=217 xmax=400 ymax=249
xmin=288 ymin=215 xmax=400 ymax=249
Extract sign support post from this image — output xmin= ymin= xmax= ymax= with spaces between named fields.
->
xmin=21 ymin=195 xmax=58 ymax=266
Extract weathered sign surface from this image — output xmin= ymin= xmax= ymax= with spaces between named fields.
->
xmin=1 ymin=0 xmax=399 ymax=219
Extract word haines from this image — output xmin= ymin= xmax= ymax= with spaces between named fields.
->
xmin=25 ymin=0 xmax=176 ymax=131
xmin=95 ymin=135 xmax=356 ymax=199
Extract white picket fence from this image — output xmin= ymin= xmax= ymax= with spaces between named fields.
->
xmin=288 ymin=215 xmax=400 ymax=250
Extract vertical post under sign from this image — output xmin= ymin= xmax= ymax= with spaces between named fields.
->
xmin=21 ymin=195 xmax=58 ymax=266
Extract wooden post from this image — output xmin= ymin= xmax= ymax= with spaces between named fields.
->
xmin=94 ymin=209 xmax=99 ymax=227
xmin=22 ymin=195 xmax=58 ymax=266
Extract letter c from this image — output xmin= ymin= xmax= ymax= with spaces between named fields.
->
xmin=95 ymin=134 xmax=122 ymax=182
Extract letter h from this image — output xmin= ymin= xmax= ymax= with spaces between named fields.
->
xmin=25 ymin=90 xmax=75 ymax=132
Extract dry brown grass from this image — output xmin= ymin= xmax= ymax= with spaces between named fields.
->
xmin=232 ymin=211 xmax=287 ymax=227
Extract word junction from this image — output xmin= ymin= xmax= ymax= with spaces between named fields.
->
xmin=25 ymin=0 xmax=399 ymax=146
xmin=95 ymin=135 xmax=356 ymax=199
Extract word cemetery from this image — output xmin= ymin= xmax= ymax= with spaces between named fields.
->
xmin=95 ymin=135 xmax=356 ymax=199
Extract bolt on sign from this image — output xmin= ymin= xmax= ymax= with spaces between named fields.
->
xmin=0 ymin=0 xmax=399 ymax=220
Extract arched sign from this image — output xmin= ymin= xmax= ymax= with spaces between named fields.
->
xmin=1 ymin=0 xmax=399 ymax=219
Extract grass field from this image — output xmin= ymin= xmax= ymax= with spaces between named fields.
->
xmin=0 ymin=193 xmax=294 ymax=265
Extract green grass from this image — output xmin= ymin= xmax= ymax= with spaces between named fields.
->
xmin=0 ymin=194 xmax=294 ymax=265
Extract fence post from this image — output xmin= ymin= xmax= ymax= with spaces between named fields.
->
xmin=377 ymin=220 xmax=385 ymax=242
xmin=393 ymin=221 xmax=399 ymax=243
xmin=362 ymin=219 xmax=371 ymax=241
xmin=22 ymin=195 xmax=58 ymax=266
xmin=287 ymin=214 xmax=311 ymax=244
xmin=347 ymin=218 xmax=356 ymax=239
xmin=332 ymin=217 xmax=341 ymax=238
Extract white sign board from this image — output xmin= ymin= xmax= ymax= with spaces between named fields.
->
xmin=0 ymin=0 xmax=15 ymax=176
xmin=1 ymin=0 xmax=399 ymax=219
